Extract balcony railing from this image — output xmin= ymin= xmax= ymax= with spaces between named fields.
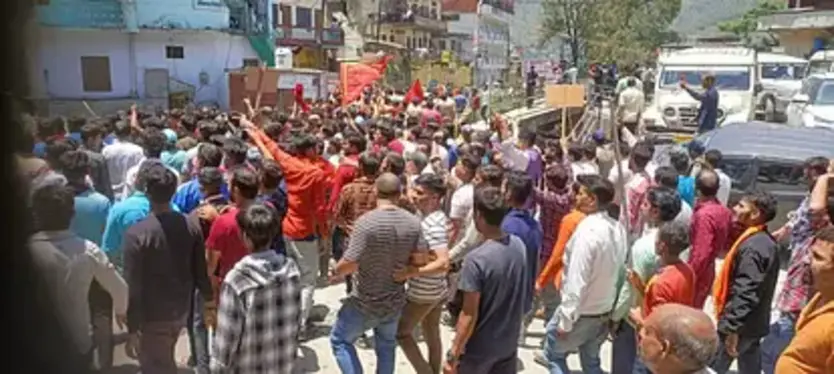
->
xmin=379 ymin=9 xmax=446 ymax=32
xmin=274 ymin=25 xmax=344 ymax=46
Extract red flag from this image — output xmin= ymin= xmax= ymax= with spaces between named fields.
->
xmin=293 ymin=83 xmax=310 ymax=113
xmin=403 ymin=79 xmax=425 ymax=104
xmin=367 ymin=54 xmax=393 ymax=75
xmin=340 ymin=63 xmax=382 ymax=106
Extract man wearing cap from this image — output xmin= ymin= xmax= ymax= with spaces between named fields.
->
xmin=681 ymin=74 xmax=719 ymax=134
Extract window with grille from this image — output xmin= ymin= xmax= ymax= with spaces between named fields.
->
xmin=166 ymin=46 xmax=185 ymax=59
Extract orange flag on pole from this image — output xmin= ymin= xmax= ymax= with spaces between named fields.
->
xmin=340 ymin=63 xmax=383 ymax=106
xmin=403 ymin=79 xmax=425 ymax=104
xmin=367 ymin=54 xmax=393 ymax=75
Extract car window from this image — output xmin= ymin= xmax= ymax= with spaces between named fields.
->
xmin=814 ymin=80 xmax=834 ymax=105
xmin=807 ymin=60 xmax=832 ymax=76
xmin=720 ymin=157 xmax=757 ymax=191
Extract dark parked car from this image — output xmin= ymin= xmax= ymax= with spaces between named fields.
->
xmin=654 ymin=121 xmax=834 ymax=266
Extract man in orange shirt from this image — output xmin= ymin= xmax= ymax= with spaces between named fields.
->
xmin=245 ymin=121 xmax=326 ymax=339
xmin=627 ymin=221 xmax=696 ymax=324
xmin=535 ymin=176 xmax=600 ymax=320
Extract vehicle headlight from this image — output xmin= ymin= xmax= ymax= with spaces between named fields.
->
xmin=662 ymin=107 xmax=676 ymax=117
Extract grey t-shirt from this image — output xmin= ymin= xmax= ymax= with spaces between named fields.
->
xmin=344 ymin=207 xmax=427 ymax=317
xmin=458 ymin=234 xmax=530 ymax=359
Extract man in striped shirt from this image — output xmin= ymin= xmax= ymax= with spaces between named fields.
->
xmin=396 ymin=174 xmax=451 ymax=374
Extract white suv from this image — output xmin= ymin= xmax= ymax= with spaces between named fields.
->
xmin=785 ymin=73 xmax=834 ymax=130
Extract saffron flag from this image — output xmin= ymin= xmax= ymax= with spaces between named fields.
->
xmin=403 ymin=79 xmax=425 ymax=104
xmin=340 ymin=63 xmax=383 ymax=105
xmin=367 ymin=54 xmax=393 ymax=75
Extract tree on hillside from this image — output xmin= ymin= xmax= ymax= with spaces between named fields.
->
xmin=540 ymin=0 xmax=682 ymax=68
xmin=718 ymin=0 xmax=785 ymax=46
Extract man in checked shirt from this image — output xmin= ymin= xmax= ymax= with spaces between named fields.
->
xmin=761 ymin=157 xmax=833 ymax=374
xmin=211 ymin=204 xmax=302 ymax=373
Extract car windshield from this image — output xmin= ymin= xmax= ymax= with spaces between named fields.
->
xmin=660 ymin=68 xmax=751 ymax=91
xmin=761 ymin=63 xmax=806 ymax=80
xmin=814 ymin=81 xmax=834 ymax=105
xmin=807 ymin=60 xmax=832 ymax=76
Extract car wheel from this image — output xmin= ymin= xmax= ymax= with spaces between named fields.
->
xmin=764 ymin=97 xmax=777 ymax=122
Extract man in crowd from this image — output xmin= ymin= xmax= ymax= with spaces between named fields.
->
xmin=681 ymin=74 xmax=719 ymax=134
xmin=102 ymin=119 xmax=144 ymax=199
xmin=638 ymin=304 xmax=719 ymax=374
xmin=712 ymin=191 xmax=780 ymax=374
xmin=622 ymin=142 xmax=654 ymax=241
xmin=173 ymin=143 xmax=225 ymax=214
xmin=611 ymin=186 xmax=682 ymax=374
xmin=333 ymin=152 xmax=381 ymax=295
xmin=123 ymin=127 xmax=180 ymax=198
xmin=653 ymin=166 xmax=693 ymax=227
xmin=211 ymin=204 xmax=302 ymax=373
xmin=671 ymin=151 xmax=696 ymax=207
xmin=29 ymin=183 xmax=128 ymax=370
xmin=246 ymin=121 xmax=327 ymax=337
xmin=445 ymin=186 xmax=529 ymax=373
xmin=122 ymin=164 xmax=211 ymax=374
xmin=395 ymin=173 xmax=450 ymax=374
xmin=776 ymin=225 xmax=834 ymax=373
xmin=501 ymin=170 xmax=543 ymax=343
xmin=689 ymin=169 xmax=733 ymax=309
xmin=329 ymin=173 xmax=427 ymax=374
xmin=79 ymin=122 xmax=115 ymax=201
xmin=762 ymin=156 xmax=831 ymax=373
xmin=617 ymin=77 xmax=645 ymax=137
xmin=703 ymin=150 xmax=732 ymax=206
xmin=541 ymin=175 xmax=627 ymax=374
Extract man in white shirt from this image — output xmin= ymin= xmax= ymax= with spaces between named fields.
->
xmin=539 ymin=174 xmax=628 ymax=373
xmin=617 ymin=78 xmax=645 ymax=137
xmin=704 ymin=149 xmax=732 ymax=206
xmin=102 ymin=120 xmax=144 ymax=199
xmin=29 ymin=183 xmax=128 ymax=367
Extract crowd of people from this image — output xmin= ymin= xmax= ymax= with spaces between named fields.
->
xmin=16 ymin=86 xmax=834 ymax=374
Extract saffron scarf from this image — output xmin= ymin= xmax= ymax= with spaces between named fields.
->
xmin=712 ymin=225 xmax=766 ymax=319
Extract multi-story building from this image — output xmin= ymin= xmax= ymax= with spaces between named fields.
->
xmin=443 ymin=0 xmax=512 ymax=87
xmin=758 ymin=0 xmax=834 ymax=57
xmin=374 ymin=0 xmax=447 ymax=53
xmin=29 ymin=0 xmax=342 ymax=114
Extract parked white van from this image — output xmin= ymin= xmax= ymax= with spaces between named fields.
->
xmin=756 ymin=53 xmax=807 ymax=122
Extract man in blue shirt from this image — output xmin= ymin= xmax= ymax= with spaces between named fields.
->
xmin=60 ymin=150 xmax=112 ymax=246
xmin=500 ymin=170 xmax=544 ymax=344
xmin=681 ymin=74 xmax=719 ymax=133
xmin=173 ymin=143 xmax=225 ymax=214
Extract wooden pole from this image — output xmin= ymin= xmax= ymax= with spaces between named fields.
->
xmin=560 ymin=107 xmax=567 ymax=140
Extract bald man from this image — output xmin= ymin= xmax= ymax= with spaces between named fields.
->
xmin=328 ymin=172 xmax=428 ymax=373
xmin=638 ymin=304 xmax=719 ymax=374
xmin=688 ymin=169 xmax=733 ymax=308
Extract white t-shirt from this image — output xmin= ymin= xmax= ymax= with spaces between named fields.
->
xmin=449 ymin=184 xmax=474 ymax=221
xmin=715 ymin=169 xmax=733 ymax=206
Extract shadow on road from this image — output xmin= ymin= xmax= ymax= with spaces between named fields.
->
xmin=295 ymin=346 xmax=321 ymax=373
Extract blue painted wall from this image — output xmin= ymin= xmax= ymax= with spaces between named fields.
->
xmin=37 ymin=0 xmax=125 ymax=29
xmin=135 ymin=0 xmax=230 ymax=30
xmin=37 ymin=0 xmax=232 ymax=30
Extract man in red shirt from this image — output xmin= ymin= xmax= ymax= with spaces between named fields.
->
xmin=328 ymin=134 xmax=367 ymax=212
xmin=246 ymin=122 xmax=326 ymax=338
xmin=206 ymin=168 xmax=259 ymax=284
xmin=628 ymin=220 xmax=697 ymax=374
xmin=688 ymin=169 xmax=733 ymax=308
xmin=629 ymin=220 xmax=696 ymax=325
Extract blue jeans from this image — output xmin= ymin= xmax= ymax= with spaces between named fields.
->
xmin=542 ymin=313 xmax=608 ymax=374
xmin=611 ymin=321 xmax=637 ymax=374
xmin=330 ymin=302 xmax=401 ymax=374
xmin=187 ymin=289 xmax=210 ymax=374
xmin=761 ymin=313 xmax=797 ymax=374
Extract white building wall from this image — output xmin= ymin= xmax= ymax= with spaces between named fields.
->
xmin=447 ymin=11 xmax=509 ymax=87
xmin=134 ymin=0 xmax=230 ymax=29
xmin=33 ymin=28 xmax=258 ymax=108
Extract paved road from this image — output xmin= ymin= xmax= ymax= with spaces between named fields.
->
xmin=111 ymin=261 xmax=774 ymax=373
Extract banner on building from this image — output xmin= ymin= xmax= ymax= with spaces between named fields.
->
xmin=274 ymin=48 xmax=293 ymax=70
